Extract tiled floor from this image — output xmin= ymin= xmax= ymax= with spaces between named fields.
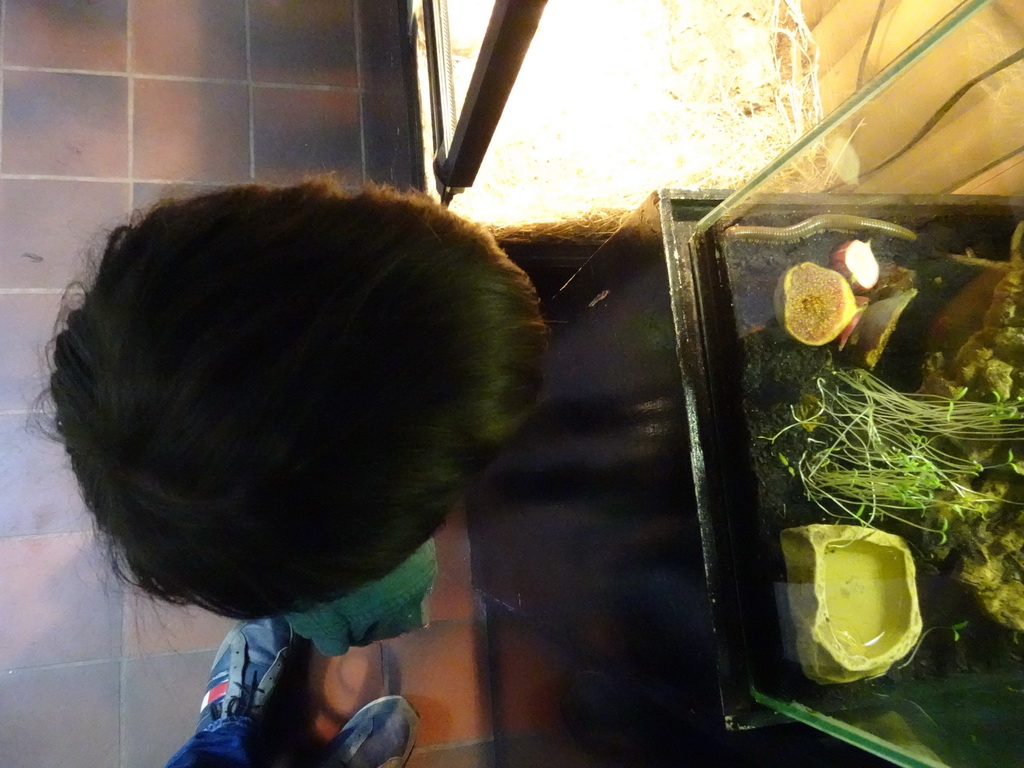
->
xmin=0 ymin=1 xmax=479 ymax=766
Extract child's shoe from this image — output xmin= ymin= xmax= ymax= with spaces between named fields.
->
xmin=195 ymin=616 xmax=295 ymax=733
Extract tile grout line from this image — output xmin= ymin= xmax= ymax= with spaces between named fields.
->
xmin=0 ymin=173 xmax=361 ymax=191
xmin=379 ymin=639 xmax=390 ymax=695
xmin=0 ymin=0 xmax=6 ymax=173
xmin=243 ymin=80 xmax=362 ymax=93
xmin=473 ymin=605 xmax=496 ymax=745
xmin=1 ymin=65 xmax=364 ymax=93
xmin=120 ymin=565 xmax=140 ymax=768
xmin=119 ymin=656 xmax=128 ymax=768
xmin=126 ymin=0 xmax=135 ymax=211
xmin=244 ymin=0 xmax=255 ymax=180
xmin=0 ymin=287 xmax=65 ymax=294
xmin=118 ymin=574 xmax=128 ymax=768
xmin=412 ymin=737 xmax=494 ymax=754
xmin=352 ymin=0 xmax=367 ymax=184
xmin=0 ymin=529 xmax=92 ymax=543
xmin=2 ymin=645 xmax=222 ymax=676
xmin=2 ymin=65 xmax=130 ymax=78
xmin=0 ymin=173 xmax=214 ymax=183
xmin=3 ymin=656 xmax=123 ymax=674
xmin=232 ymin=79 xmax=363 ymax=93
xmin=0 ymin=173 xmax=129 ymax=181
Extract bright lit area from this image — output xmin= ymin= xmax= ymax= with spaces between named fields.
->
xmin=430 ymin=0 xmax=822 ymax=232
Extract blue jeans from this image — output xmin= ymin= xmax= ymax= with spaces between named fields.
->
xmin=164 ymin=717 xmax=264 ymax=768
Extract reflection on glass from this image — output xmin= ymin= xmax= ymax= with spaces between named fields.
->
xmin=688 ymin=1 xmax=1024 ymax=765
xmin=704 ymin=0 xmax=1024 ymax=206
xmin=446 ymin=0 xmax=494 ymax=127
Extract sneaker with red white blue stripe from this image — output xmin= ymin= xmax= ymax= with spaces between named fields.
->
xmin=195 ymin=616 xmax=295 ymax=734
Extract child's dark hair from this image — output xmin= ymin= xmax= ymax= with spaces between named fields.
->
xmin=49 ymin=180 xmax=546 ymax=618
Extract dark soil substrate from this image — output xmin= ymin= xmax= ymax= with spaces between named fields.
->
xmin=712 ymin=203 xmax=1024 ymax=723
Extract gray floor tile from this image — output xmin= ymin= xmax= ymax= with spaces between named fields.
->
xmin=3 ymin=0 xmax=127 ymax=71
xmin=0 ymin=179 xmax=129 ymax=289
xmin=486 ymin=613 xmax=571 ymax=735
xmin=357 ymin=0 xmax=421 ymax=189
xmin=0 ymin=413 xmax=90 ymax=537
xmin=430 ymin=505 xmax=475 ymax=622
xmin=304 ymin=644 xmax=386 ymax=737
xmin=124 ymin=591 xmax=235 ymax=657
xmin=0 ymin=532 xmax=122 ymax=670
xmin=253 ymin=86 xmax=362 ymax=185
xmin=498 ymin=731 xmax=600 ymax=768
xmin=0 ymin=293 xmax=65 ymax=411
xmin=408 ymin=740 xmax=495 ymax=768
xmin=133 ymin=79 xmax=250 ymax=183
xmin=250 ymin=0 xmax=358 ymax=87
xmin=123 ymin=651 xmax=217 ymax=768
xmin=384 ymin=620 xmax=492 ymax=746
xmin=132 ymin=0 xmax=247 ymax=79
xmin=0 ymin=660 xmax=120 ymax=768
xmin=132 ymin=182 xmax=227 ymax=213
xmin=2 ymin=70 xmax=129 ymax=178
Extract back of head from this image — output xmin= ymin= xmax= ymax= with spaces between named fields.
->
xmin=49 ymin=180 xmax=546 ymax=617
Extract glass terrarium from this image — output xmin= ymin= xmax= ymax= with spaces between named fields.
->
xmin=673 ymin=1 xmax=1024 ymax=765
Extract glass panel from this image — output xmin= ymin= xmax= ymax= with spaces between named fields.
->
xmin=685 ymin=1 xmax=1024 ymax=765
xmin=698 ymin=0 xmax=1021 ymax=223
xmin=446 ymin=0 xmax=494 ymax=129
xmin=413 ymin=0 xmax=495 ymax=174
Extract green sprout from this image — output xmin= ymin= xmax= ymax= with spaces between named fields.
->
xmin=896 ymin=621 xmax=969 ymax=669
xmin=777 ymin=453 xmax=796 ymax=476
xmin=950 ymin=620 xmax=969 ymax=642
xmin=947 ymin=386 xmax=968 ymax=420
xmin=763 ymin=368 xmax=1024 ymax=542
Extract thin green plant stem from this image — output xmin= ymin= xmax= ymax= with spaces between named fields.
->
xmin=763 ymin=368 xmax=1024 ymax=539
